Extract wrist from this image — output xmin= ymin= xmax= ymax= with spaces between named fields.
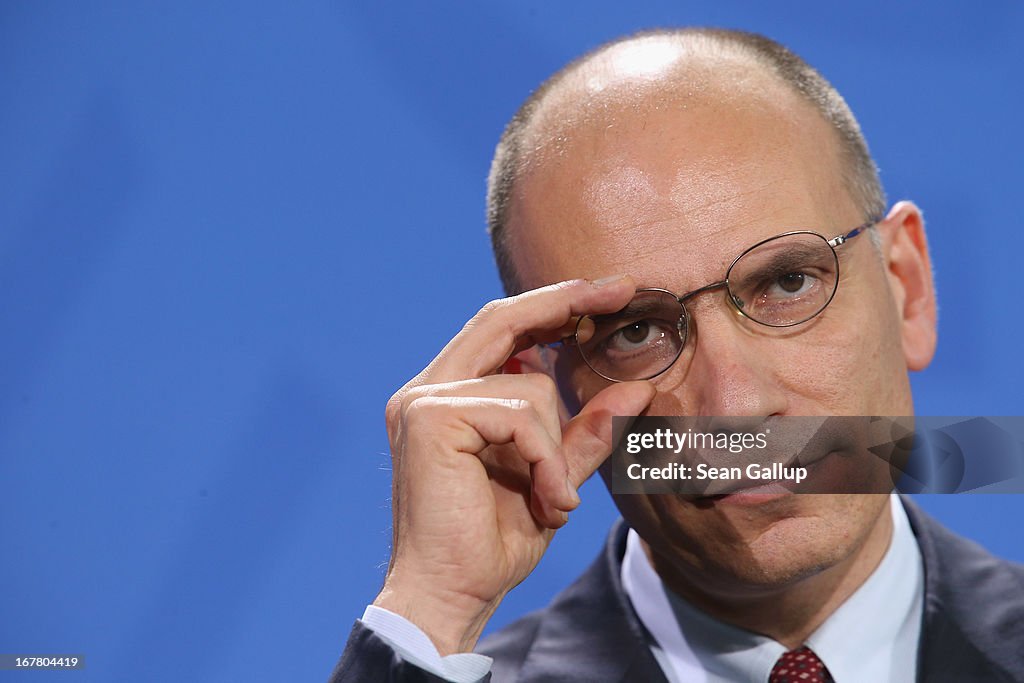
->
xmin=373 ymin=579 xmax=500 ymax=656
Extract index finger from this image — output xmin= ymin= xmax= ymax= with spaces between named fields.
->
xmin=423 ymin=275 xmax=636 ymax=383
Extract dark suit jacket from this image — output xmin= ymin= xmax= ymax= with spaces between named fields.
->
xmin=329 ymin=498 xmax=1024 ymax=682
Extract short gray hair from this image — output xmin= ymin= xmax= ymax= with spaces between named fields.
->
xmin=486 ymin=28 xmax=886 ymax=295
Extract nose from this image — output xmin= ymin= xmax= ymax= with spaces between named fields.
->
xmin=672 ymin=296 xmax=789 ymax=417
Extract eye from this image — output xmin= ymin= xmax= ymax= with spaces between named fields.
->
xmin=605 ymin=319 xmax=667 ymax=353
xmin=732 ymin=269 xmax=825 ymax=320
xmin=771 ymin=272 xmax=813 ymax=296
xmin=726 ymin=233 xmax=839 ymax=327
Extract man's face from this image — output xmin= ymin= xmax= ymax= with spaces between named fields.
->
xmin=504 ymin=56 xmax=927 ymax=591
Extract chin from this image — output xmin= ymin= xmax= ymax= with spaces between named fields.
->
xmin=721 ymin=514 xmax=856 ymax=587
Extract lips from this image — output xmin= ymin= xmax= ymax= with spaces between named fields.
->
xmin=698 ymin=481 xmax=792 ymax=502
xmin=692 ymin=484 xmax=792 ymax=508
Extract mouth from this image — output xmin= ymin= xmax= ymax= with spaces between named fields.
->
xmin=693 ymin=480 xmax=793 ymax=507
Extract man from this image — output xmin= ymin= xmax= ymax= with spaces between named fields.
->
xmin=330 ymin=28 xmax=1024 ymax=682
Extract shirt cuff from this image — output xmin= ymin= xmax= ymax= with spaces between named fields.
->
xmin=360 ymin=605 xmax=493 ymax=683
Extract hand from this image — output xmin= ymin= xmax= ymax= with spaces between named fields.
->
xmin=371 ymin=276 xmax=656 ymax=655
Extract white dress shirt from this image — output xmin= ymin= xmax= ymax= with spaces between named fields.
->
xmin=361 ymin=494 xmax=924 ymax=682
xmin=360 ymin=604 xmax=493 ymax=683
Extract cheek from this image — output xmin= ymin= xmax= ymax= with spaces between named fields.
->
xmin=783 ymin=337 xmax=855 ymax=408
xmin=785 ymin=293 xmax=910 ymax=415
xmin=554 ymin=349 xmax=610 ymax=414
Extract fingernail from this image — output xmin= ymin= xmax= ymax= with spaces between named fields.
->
xmin=590 ymin=274 xmax=627 ymax=288
xmin=566 ymin=478 xmax=581 ymax=507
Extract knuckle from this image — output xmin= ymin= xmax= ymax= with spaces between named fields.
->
xmin=475 ymin=297 xmax=509 ymax=320
xmin=397 ymin=385 xmax=430 ymax=419
xmin=545 ymin=280 xmax=577 ymax=295
xmin=385 ymin=391 xmax=405 ymax=427
xmin=386 ymin=379 xmax=431 ymax=428
xmin=402 ymin=396 xmax=441 ymax=429
xmin=524 ymin=372 xmax=557 ymax=397
xmin=521 ymin=373 xmax=560 ymax=419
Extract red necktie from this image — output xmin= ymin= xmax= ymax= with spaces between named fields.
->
xmin=769 ymin=646 xmax=834 ymax=683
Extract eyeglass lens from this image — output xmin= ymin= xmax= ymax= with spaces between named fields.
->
xmin=576 ymin=232 xmax=840 ymax=381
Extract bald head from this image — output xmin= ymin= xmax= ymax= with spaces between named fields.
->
xmin=487 ymin=28 xmax=885 ymax=294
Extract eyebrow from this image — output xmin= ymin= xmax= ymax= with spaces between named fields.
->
xmin=730 ymin=245 xmax=826 ymax=282
xmin=592 ymin=299 xmax=677 ymax=323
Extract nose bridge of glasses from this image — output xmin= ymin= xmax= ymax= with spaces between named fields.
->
xmin=678 ymin=280 xmax=730 ymax=306
xmin=676 ymin=279 xmax=742 ymax=324
xmin=677 ymin=279 xmax=752 ymax=350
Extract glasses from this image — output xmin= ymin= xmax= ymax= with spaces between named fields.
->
xmin=569 ymin=218 xmax=880 ymax=382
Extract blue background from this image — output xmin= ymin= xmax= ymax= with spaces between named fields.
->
xmin=1 ymin=2 xmax=1021 ymax=681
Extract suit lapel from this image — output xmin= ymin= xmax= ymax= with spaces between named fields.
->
xmin=515 ymin=520 xmax=669 ymax=682
xmin=902 ymin=496 xmax=1024 ymax=681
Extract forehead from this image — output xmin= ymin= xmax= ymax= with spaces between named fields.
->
xmin=506 ymin=52 xmax=858 ymax=290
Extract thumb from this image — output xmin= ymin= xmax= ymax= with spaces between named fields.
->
xmin=562 ymin=381 xmax=656 ymax=487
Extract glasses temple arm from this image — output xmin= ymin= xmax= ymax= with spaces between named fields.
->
xmin=827 ymin=216 xmax=883 ymax=248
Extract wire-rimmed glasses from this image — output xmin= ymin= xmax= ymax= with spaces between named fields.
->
xmin=570 ymin=218 xmax=879 ymax=382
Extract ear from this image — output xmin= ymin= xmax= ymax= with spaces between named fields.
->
xmin=502 ymin=346 xmax=574 ymax=426
xmin=876 ymin=201 xmax=938 ymax=371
